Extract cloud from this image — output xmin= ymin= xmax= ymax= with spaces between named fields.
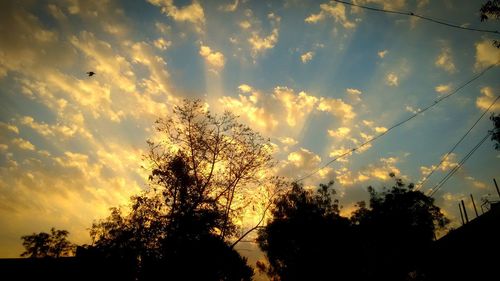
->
xmin=385 ymin=72 xmax=399 ymax=86
xmin=48 ymin=4 xmax=67 ymax=21
xmin=0 ymin=2 xmax=66 ymax=76
xmin=305 ymin=2 xmax=356 ymax=29
xmin=199 ymin=44 xmax=226 ymax=72
xmin=374 ymin=126 xmax=388 ymax=133
xmin=233 ymin=9 xmax=281 ymax=59
xmin=346 ymin=88 xmax=362 ymax=102
xmin=474 ymin=39 xmax=500 ymax=69
xmin=405 ymin=105 xmax=420 ymax=114
xmin=301 ymin=51 xmax=315 ymax=63
xmin=288 ymin=148 xmax=321 ymax=168
xmin=0 ymin=0 xmax=186 ymax=257
xmin=219 ymin=0 xmax=239 ymax=12
xmin=465 ymin=176 xmax=487 ymax=189
xmin=0 ymin=122 xmax=19 ymax=134
xmin=362 ymin=120 xmax=374 ymax=127
xmin=0 ymin=144 xmax=144 ymax=256
xmin=238 ymin=84 xmax=253 ymax=93
xmin=274 ymin=87 xmax=319 ymax=127
xmin=279 ymin=137 xmax=299 ymax=146
xmin=277 ymin=148 xmax=322 ymax=179
xmin=378 ymin=50 xmax=388 ymax=58
xmin=353 ymin=0 xmax=406 ymax=10
xmin=329 ymin=146 xmax=353 ymax=159
xmin=249 ymin=28 xmax=279 ymax=56
xmin=317 ymin=97 xmax=356 ymax=121
xmin=331 ymin=156 xmax=403 ymax=186
xmin=476 ymin=87 xmax=500 ymax=112
xmin=328 ymin=127 xmax=351 ymax=139
xmin=70 ymin=31 xmax=137 ymax=93
xmin=239 ymin=20 xmax=252 ymax=29
xmin=155 ymin=22 xmax=171 ymax=34
xmin=420 ymin=153 xmax=458 ymax=177
xmin=435 ymin=46 xmax=457 ymax=74
xmin=129 ymin=41 xmax=171 ymax=96
xmin=153 ymin=38 xmax=172 ymax=50
xmin=53 ymin=0 xmax=129 ymax=37
xmin=219 ymin=90 xmax=279 ymax=132
xmin=435 ymin=84 xmax=451 ymax=95
xmin=18 ymin=116 xmax=91 ymax=140
xmin=221 ymin=85 xmax=354 ymax=135
xmin=147 ymin=0 xmax=205 ymax=33
xmin=346 ymin=88 xmax=361 ymax=96
xmin=12 ymin=138 xmax=36 ymax=151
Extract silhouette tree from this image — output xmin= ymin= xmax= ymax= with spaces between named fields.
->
xmin=351 ymin=173 xmax=449 ymax=281
xmin=147 ymin=99 xmax=276 ymax=240
xmin=87 ymin=99 xmax=279 ymax=280
xmin=21 ymin=227 xmax=75 ymax=258
xmin=490 ymin=113 xmax=500 ymax=149
xmin=480 ymin=0 xmax=500 ymax=47
xmin=257 ymin=181 xmax=355 ymax=281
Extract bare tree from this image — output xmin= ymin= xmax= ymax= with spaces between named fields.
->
xmin=146 ymin=99 xmax=281 ymax=243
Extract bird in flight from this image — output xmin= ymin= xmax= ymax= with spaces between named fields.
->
xmin=86 ymin=71 xmax=96 ymax=77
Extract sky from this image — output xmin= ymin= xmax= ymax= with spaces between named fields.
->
xmin=0 ymin=0 xmax=499 ymax=264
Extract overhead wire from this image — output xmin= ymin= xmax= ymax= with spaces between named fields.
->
xmin=416 ymin=94 xmax=500 ymax=191
xmin=293 ymin=64 xmax=496 ymax=183
xmin=331 ymin=0 xmax=500 ymax=35
xmin=428 ymin=132 xmax=491 ymax=198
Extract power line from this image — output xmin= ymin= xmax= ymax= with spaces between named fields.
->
xmin=293 ymin=64 xmax=496 ymax=183
xmin=332 ymin=0 xmax=500 ymax=35
xmin=416 ymin=95 xmax=500 ymax=190
xmin=428 ymin=132 xmax=491 ymax=198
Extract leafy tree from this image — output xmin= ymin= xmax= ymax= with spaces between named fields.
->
xmin=87 ymin=99 xmax=279 ymax=280
xmin=351 ymin=173 xmax=449 ymax=281
xmin=257 ymin=181 xmax=355 ymax=281
xmin=490 ymin=113 xmax=500 ymax=149
xmin=480 ymin=0 xmax=500 ymax=48
xmin=21 ymin=227 xmax=75 ymax=258
xmin=88 ymin=194 xmax=165 ymax=261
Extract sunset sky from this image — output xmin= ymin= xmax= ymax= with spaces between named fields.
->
xmin=1 ymin=0 xmax=499 ymax=260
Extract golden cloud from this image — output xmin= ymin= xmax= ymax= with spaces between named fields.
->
xmin=435 ymin=46 xmax=457 ymax=73
xmin=475 ymin=39 xmax=500 ymax=69
xmin=317 ymin=97 xmax=356 ymax=121
xmin=306 ymin=2 xmax=356 ymax=29
xmin=199 ymin=44 xmax=226 ymax=71
xmin=148 ymin=0 xmax=205 ymax=33
xmin=435 ymin=83 xmax=452 ymax=95
xmin=301 ymin=51 xmax=315 ymax=63
xmin=385 ymin=72 xmax=399 ymax=86
xmin=476 ymin=87 xmax=500 ymax=112
xmin=12 ymin=138 xmax=36 ymax=151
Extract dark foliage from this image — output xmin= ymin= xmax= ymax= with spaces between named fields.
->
xmin=480 ymin=0 xmax=500 ymax=48
xmin=490 ymin=113 xmax=500 ymax=149
xmin=21 ymin=227 xmax=75 ymax=258
xmin=351 ymin=174 xmax=449 ymax=281
xmin=82 ymin=100 xmax=275 ymax=280
xmin=480 ymin=0 xmax=500 ymax=21
xmin=257 ymin=181 xmax=355 ymax=281
xmin=85 ymin=155 xmax=253 ymax=280
xmin=258 ymin=174 xmax=449 ymax=281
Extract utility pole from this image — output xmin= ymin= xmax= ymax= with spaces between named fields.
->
xmin=461 ymin=200 xmax=469 ymax=224
xmin=459 ymin=203 xmax=465 ymax=225
xmin=494 ymin=178 xmax=500 ymax=198
xmin=470 ymin=194 xmax=479 ymax=218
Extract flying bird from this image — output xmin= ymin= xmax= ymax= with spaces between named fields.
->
xmin=86 ymin=71 xmax=96 ymax=77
